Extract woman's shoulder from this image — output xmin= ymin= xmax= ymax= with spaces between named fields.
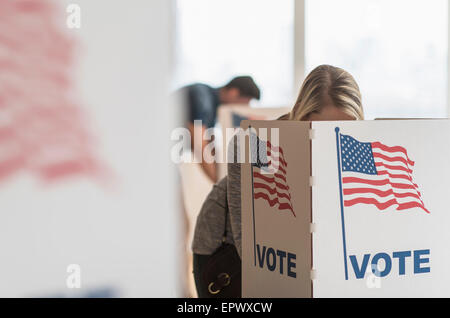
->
xmin=208 ymin=176 xmax=228 ymax=203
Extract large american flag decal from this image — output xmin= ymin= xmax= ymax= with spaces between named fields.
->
xmin=339 ymin=133 xmax=429 ymax=213
xmin=250 ymin=132 xmax=295 ymax=217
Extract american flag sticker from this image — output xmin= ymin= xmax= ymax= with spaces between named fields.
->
xmin=339 ymin=132 xmax=429 ymax=213
xmin=334 ymin=127 xmax=429 ymax=280
xmin=250 ymin=131 xmax=295 ymax=217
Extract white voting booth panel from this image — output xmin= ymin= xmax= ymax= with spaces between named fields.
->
xmin=241 ymin=120 xmax=312 ymax=298
xmin=312 ymin=120 xmax=450 ymax=297
xmin=241 ymin=119 xmax=450 ymax=297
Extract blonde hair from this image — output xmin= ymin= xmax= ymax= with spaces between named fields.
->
xmin=288 ymin=65 xmax=364 ymax=121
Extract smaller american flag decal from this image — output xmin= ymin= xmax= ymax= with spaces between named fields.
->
xmin=250 ymin=132 xmax=295 ymax=217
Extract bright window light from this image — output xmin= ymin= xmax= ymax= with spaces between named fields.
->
xmin=306 ymin=0 xmax=448 ymax=119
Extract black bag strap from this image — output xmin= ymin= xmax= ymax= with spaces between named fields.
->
xmin=202 ymin=184 xmax=242 ymax=298
xmin=221 ymin=189 xmax=229 ymax=243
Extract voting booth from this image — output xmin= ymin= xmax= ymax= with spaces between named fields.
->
xmin=241 ymin=119 xmax=450 ymax=297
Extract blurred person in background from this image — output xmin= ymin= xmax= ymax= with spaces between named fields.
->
xmin=177 ymin=76 xmax=261 ymax=182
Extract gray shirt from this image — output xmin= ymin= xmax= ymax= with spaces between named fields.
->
xmin=192 ymin=137 xmax=242 ymax=257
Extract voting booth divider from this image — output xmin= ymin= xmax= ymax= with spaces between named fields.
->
xmin=241 ymin=119 xmax=450 ymax=297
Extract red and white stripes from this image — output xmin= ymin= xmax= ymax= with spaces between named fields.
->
xmin=343 ymin=141 xmax=429 ymax=213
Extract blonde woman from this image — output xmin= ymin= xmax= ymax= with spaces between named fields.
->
xmin=192 ymin=65 xmax=364 ymax=297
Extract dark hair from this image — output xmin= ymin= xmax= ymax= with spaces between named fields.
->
xmin=224 ymin=76 xmax=261 ymax=100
